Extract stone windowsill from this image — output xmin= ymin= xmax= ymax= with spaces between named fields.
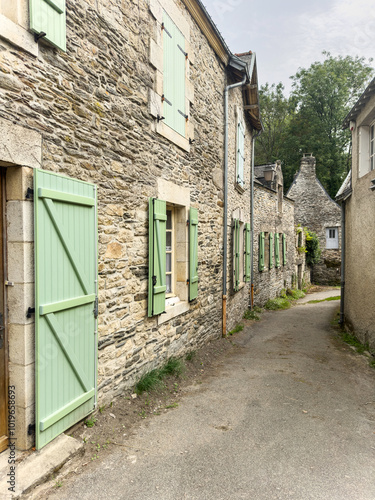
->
xmin=235 ymin=183 xmax=245 ymax=195
xmin=157 ymin=300 xmax=190 ymax=325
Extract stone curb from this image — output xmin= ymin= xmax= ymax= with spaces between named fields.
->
xmin=0 ymin=434 xmax=83 ymax=499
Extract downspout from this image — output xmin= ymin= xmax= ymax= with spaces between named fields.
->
xmin=223 ymin=73 xmax=247 ymax=337
xmin=339 ymin=200 xmax=345 ymax=325
xmin=250 ymin=129 xmax=262 ymax=310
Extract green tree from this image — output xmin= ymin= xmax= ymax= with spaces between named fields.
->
xmin=290 ymin=52 xmax=374 ymax=197
xmin=256 ymin=53 xmax=374 ymax=198
xmin=255 ymin=83 xmax=293 ymax=166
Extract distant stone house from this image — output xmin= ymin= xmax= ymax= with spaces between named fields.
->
xmin=0 ymin=0 xmax=262 ymax=452
xmin=287 ymin=154 xmax=341 ymax=285
xmin=252 ymin=162 xmax=303 ymax=306
xmin=336 ymin=77 xmax=375 ymax=351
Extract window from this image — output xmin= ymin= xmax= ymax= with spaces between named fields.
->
xmin=259 ymin=232 xmax=265 ymax=272
xmin=233 ymin=218 xmax=243 ymax=290
xmin=264 ymin=232 xmax=270 ymax=270
xmin=30 ymin=0 xmax=66 ymax=51
xmin=236 ymin=118 xmax=245 ymax=188
xmin=282 ymin=233 xmax=287 ymax=266
xmin=274 ymin=233 xmax=280 ymax=268
xmin=166 ymin=208 xmax=174 ymax=297
xmin=370 ymin=123 xmax=375 ymax=171
xmin=162 ymin=12 xmax=186 ymax=137
xmin=269 ymin=233 xmax=274 ymax=269
xmin=358 ymin=124 xmax=375 ymax=177
xmin=148 ymin=193 xmax=198 ymax=320
xmin=326 ymin=227 xmax=339 ymax=249
xmin=233 ymin=215 xmax=250 ymax=289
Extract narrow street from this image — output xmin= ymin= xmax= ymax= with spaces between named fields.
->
xmin=44 ymin=294 xmax=375 ymax=500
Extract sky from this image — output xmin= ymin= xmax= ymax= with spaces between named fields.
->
xmin=201 ymin=0 xmax=375 ymax=94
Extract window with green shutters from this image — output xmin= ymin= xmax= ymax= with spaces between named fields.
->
xmin=233 ymin=219 xmax=240 ymax=291
xmin=29 ymin=0 xmax=66 ymax=51
xmin=275 ymin=233 xmax=280 ymax=268
xmin=244 ymin=223 xmax=251 ymax=282
xmin=148 ymin=198 xmax=198 ymax=317
xmin=282 ymin=233 xmax=287 ymax=266
xmin=189 ymin=207 xmax=198 ymax=301
xmin=259 ymin=232 xmax=265 ymax=272
xmin=163 ymin=12 xmax=186 ymax=137
xmin=269 ymin=233 xmax=274 ymax=269
xmin=236 ymin=119 xmax=245 ymax=187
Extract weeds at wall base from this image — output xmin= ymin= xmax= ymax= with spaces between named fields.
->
xmin=332 ymin=311 xmax=375 ymax=369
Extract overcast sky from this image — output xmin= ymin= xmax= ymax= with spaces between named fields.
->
xmin=201 ymin=0 xmax=375 ymax=94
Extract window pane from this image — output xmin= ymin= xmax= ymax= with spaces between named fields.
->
xmin=371 ymin=125 xmax=374 ymax=140
xmin=166 ymin=253 xmax=172 ymax=272
xmin=166 ymin=274 xmax=172 ymax=294
xmin=166 ymin=210 xmax=172 ymax=230
xmin=371 ymin=157 xmax=374 ymax=171
xmin=166 ymin=232 xmax=172 ymax=251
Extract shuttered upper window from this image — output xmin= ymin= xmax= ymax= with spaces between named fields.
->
xmin=29 ymin=0 xmax=66 ymax=51
xmin=236 ymin=119 xmax=245 ymax=187
xmin=163 ymin=12 xmax=186 ymax=137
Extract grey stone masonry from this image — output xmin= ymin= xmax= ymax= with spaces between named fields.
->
xmin=287 ymin=155 xmax=341 ymax=286
xmin=253 ymin=162 xmax=297 ymax=306
xmin=0 ymin=0 xmax=256 ymax=431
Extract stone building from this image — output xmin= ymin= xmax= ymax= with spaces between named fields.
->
xmin=252 ymin=162 xmax=301 ymax=306
xmin=287 ymin=154 xmax=341 ymax=285
xmin=0 ymin=0 xmax=262 ymax=451
xmin=337 ymin=77 xmax=375 ymax=351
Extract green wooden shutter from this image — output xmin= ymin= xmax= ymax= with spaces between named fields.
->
xmin=244 ymin=223 xmax=251 ymax=282
xmin=275 ymin=233 xmax=280 ymax=268
xmin=189 ymin=207 xmax=198 ymax=301
xmin=233 ymin=219 xmax=240 ymax=291
xmin=236 ymin=120 xmax=245 ymax=186
xmin=269 ymin=233 xmax=274 ymax=269
xmin=148 ymin=198 xmax=167 ymax=316
xmin=282 ymin=233 xmax=287 ymax=266
xmin=34 ymin=169 xmax=97 ymax=449
xmin=163 ymin=12 xmax=186 ymax=137
xmin=258 ymin=232 xmax=265 ymax=272
xmin=30 ymin=0 xmax=66 ymax=51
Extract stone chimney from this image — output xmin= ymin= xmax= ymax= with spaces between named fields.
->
xmin=300 ymin=153 xmax=316 ymax=176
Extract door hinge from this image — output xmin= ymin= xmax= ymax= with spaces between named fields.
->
xmin=28 ymin=423 xmax=35 ymax=435
xmin=26 ymin=307 xmax=35 ymax=319
xmin=93 ymin=297 xmax=99 ymax=319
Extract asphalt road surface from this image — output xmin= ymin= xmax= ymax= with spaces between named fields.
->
xmin=47 ymin=294 xmax=375 ymax=500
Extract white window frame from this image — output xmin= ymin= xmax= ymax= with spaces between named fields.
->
xmin=326 ymin=227 xmax=339 ymax=249
xmin=236 ymin=115 xmax=245 ymax=189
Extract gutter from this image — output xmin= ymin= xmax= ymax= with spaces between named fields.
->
xmin=222 ymin=72 xmax=247 ymax=337
xmin=339 ymin=200 xmax=345 ymax=325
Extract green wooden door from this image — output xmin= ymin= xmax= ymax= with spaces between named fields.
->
xmin=34 ymin=170 xmax=97 ymax=449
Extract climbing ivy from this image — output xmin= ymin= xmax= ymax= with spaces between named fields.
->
xmin=304 ymin=229 xmax=321 ymax=266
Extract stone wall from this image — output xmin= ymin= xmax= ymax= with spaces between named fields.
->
xmin=342 ymin=94 xmax=375 ymax=351
xmin=253 ymin=181 xmax=296 ymax=306
xmin=287 ymin=155 xmax=341 ymax=286
xmin=0 ymin=0 xmax=241 ymax=410
xmin=225 ymin=85 xmax=253 ymax=332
